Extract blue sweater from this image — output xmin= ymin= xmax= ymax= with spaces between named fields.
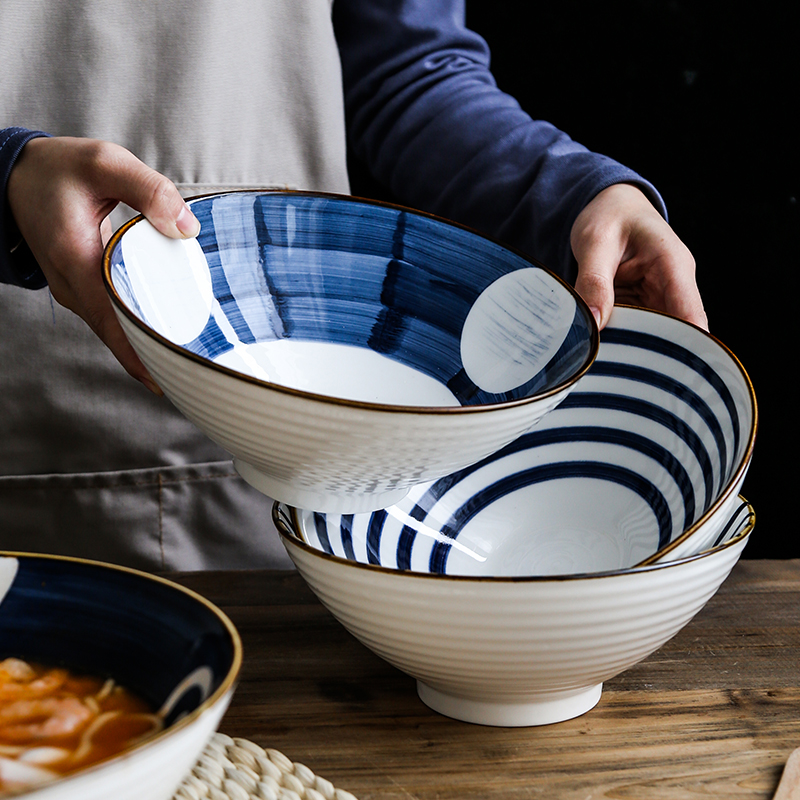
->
xmin=0 ymin=0 xmax=664 ymax=290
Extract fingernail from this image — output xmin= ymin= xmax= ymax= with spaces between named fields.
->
xmin=176 ymin=204 xmax=200 ymax=238
xmin=142 ymin=375 xmax=164 ymax=396
xmin=590 ymin=306 xmax=603 ymax=329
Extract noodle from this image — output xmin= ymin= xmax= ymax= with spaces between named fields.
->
xmin=0 ymin=658 xmax=164 ymax=794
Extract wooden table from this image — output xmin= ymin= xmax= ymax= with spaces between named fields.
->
xmin=170 ymin=560 xmax=800 ymax=800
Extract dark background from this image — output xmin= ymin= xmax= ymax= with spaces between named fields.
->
xmin=350 ymin=2 xmax=796 ymax=558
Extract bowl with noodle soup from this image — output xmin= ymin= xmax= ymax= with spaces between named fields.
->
xmin=0 ymin=553 xmax=241 ymax=799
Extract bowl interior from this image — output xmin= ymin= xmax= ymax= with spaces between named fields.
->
xmin=107 ymin=191 xmax=595 ymax=407
xmin=0 ymin=554 xmax=239 ymax=726
xmin=277 ymin=492 xmax=754 ymax=578
xmin=288 ymin=306 xmax=756 ymax=575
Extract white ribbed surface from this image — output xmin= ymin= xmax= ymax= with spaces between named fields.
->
xmin=280 ymin=526 xmax=750 ymax=726
xmin=119 ymin=315 xmax=570 ymax=513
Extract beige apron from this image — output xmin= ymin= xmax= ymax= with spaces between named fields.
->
xmin=0 ymin=0 xmax=350 ymax=571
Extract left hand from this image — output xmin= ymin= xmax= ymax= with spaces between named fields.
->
xmin=570 ymin=183 xmax=708 ymax=330
xmin=7 ymin=136 xmax=200 ymax=392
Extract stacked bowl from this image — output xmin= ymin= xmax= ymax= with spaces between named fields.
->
xmin=274 ymin=305 xmax=757 ymax=726
xmin=292 ymin=306 xmax=757 ymax=576
xmin=276 ymin=497 xmax=754 ymax=726
xmin=104 ymin=191 xmax=757 ymax=728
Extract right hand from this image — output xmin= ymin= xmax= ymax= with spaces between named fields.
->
xmin=6 ymin=136 xmax=200 ymax=392
xmin=571 ymin=183 xmax=708 ymax=331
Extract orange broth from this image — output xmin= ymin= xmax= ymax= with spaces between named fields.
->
xmin=0 ymin=658 xmax=162 ymax=793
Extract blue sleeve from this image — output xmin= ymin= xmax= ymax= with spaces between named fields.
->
xmin=0 ymin=127 xmax=49 ymax=289
xmin=333 ymin=0 xmax=667 ymax=281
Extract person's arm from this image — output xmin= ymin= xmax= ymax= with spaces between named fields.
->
xmin=1 ymin=127 xmax=50 ymax=288
xmin=1 ymin=131 xmax=200 ymax=390
xmin=334 ymin=0 xmax=706 ymax=329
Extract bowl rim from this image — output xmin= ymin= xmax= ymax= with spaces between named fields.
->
xmin=0 ymin=550 xmax=242 ymax=790
xmin=102 ymin=189 xmax=600 ymax=415
xmin=599 ymin=305 xmax=758 ymax=566
xmin=272 ymin=494 xmax=755 ymax=583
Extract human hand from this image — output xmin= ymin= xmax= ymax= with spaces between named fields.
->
xmin=570 ymin=183 xmax=708 ymax=331
xmin=6 ymin=136 xmax=200 ymax=392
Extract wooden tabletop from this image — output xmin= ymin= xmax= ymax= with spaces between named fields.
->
xmin=169 ymin=559 xmax=800 ymax=800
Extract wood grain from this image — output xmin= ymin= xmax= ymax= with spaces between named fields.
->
xmin=169 ymin=560 xmax=800 ymax=800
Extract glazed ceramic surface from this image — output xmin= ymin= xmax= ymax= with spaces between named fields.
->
xmin=295 ymin=306 xmax=757 ymax=574
xmin=0 ymin=553 xmax=241 ymax=799
xmin=275 ymin=497 xmax=754 ymax=727
xmin=104 ymin=190 xmax=597 ymax=512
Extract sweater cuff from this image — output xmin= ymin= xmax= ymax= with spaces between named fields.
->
xmin=0 ymin=127 xmax=51 ymax=289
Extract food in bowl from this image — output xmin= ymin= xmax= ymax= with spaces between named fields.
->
xmin=104 ymin=190 xmax=598 ymax=513
xmin=0 ymin=553 xmax=241 ymax=800
xmin=0 ymin=658 xmax=161 ymax=794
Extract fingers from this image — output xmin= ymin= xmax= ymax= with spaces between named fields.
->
xmin=72 ymin=138 xmax=200 ymax=239
xmin=571 ymin=185 xmax=633 ymax=329
xmin=571 ymin=184 xmax=708 ymax=331
xmin=93 ymin=215 xmax=153 ymax=383
xmin=572 ymin=229 xmax=621 ymax=330
xmin=6 ymin=136 xmax=194 ymax=389
xmin=653 ymin=244 xmax=709 ymax=331
xmin=27 ymin=212 xmax=159 ymax=388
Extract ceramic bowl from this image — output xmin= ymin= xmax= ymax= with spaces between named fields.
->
xmin=0 ymin=553 xmax=241 ymax=799
xmin=292 ymin=306 xmax=757 ymax=575
xmin=103 ymin=190 xmax=597 ymax=513
xmin=275 ymin=496 xmax=755 ymax=727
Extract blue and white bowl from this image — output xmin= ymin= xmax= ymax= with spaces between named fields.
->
xmin=275 ymin=495 xmax=755 ymax=727
xmin=293 ymin=306 xmax=757 ymax=573
xmin=0 ymin=553 xmax=241 ymax=799
xmin=103 ymin=191 xmax=597 ymax=513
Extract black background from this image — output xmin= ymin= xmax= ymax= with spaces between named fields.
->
xmin=350 ymin=2 xmax=796 ymax=558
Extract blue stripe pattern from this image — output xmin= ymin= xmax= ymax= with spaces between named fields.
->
xmin=304 ymin=316 xmax=751 ymax=576
xmin=711 ymin=498 xmax=750 ymax=548
xmin=427 ymin=462 xmax=671 ymax=574
xmin=601 ymin=327 xmax=740 ymax=476
xmin=560 ymin=392 xmax=715 ymax=507
xmin=589 ymin=361 xmax=727 ymax=489
xmin=114 ymin=192 xmax=593 ymax=407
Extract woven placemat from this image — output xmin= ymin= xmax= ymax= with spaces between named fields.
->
xmin=172 ymin=732 xmax=358 ymax=800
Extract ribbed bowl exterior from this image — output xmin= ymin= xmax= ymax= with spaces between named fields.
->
xmin=119 ymin=314 xmax=570 ymax=512
xmin=280 ymin=524 xmax=749 ymax=705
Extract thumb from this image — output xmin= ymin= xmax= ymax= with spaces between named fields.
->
xmin=90 ymin=144 xmax=200 ymax=239
xmin=572 ymin=234 xmax=622 ymax=330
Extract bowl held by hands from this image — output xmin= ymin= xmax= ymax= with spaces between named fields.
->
xmin=104 ymin=191 xmax=597 ymax=513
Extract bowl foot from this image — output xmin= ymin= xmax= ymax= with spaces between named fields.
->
xmin=233 ymin=459 xmax=410 ymax=513
xmin=416 ymin=681 xmax=603 ymax=727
